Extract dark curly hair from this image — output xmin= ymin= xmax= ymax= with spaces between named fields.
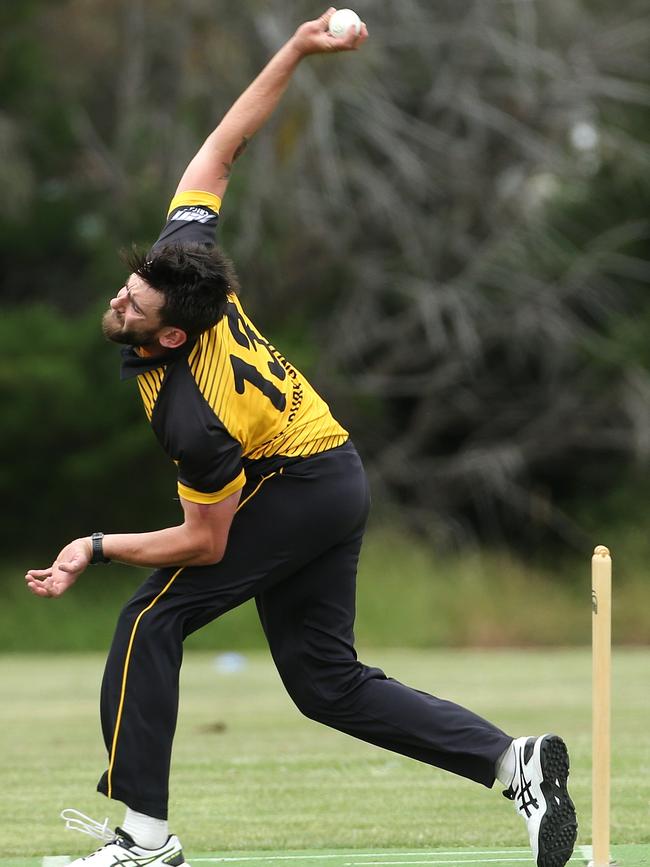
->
xmin=124 ymin=242 xmax=240 ymax=339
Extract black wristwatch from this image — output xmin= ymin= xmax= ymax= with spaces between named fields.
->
xmin=90 ymin=532 xmax=111 ymax=565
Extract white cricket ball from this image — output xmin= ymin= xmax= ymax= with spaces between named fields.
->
xmin=328 ymin=8 xmax=362 ymax=38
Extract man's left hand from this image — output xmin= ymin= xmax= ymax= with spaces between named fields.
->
xmin=25 ymin=538 xmax=92 ymax=598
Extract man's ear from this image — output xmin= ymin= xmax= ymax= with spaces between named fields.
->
xmin=159 ymin=327 xmax=188 ymax=349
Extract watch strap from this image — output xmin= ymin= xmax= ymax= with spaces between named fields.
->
xmin=90 ymin=532 xmax=111 ymax=565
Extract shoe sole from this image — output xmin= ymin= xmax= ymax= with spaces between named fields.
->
xmin=536 ymin=735 xmax=578 ymax=867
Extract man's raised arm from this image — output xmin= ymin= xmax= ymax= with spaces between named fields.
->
xmin=175 ymin=7 xmax=367 ymax=202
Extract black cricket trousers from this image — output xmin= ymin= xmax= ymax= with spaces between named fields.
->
xmin=97 ymin=442 xmax=512 ymax=819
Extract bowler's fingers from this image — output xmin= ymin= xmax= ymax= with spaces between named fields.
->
xmin=25 ymin=566 xmax=65 ymax=598
xmin=25 ymin=576 xmax=54 ymax=597
xmin=312 ymin=8 xmax=368 ymax=51
xmin=27 ymin=576 xmax=68 ymax=598
xmin=333 ymin=22 xmax=368 ymax=51
xmin=355 ymin=22 xmax=369 ymax=46
xmin=318 ymin=7 xmax=337 ymax=29
xmin=25 ymin=568 xmax=53 ymax=580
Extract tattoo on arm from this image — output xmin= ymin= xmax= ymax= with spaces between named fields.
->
xmin=233 ymin=136 xmax=250 ymax=162
xmin=218 ymin=137 xmax=250 ymax=180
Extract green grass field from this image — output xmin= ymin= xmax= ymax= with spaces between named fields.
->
xmin=1 ymin=649 xmax=648 ymax=866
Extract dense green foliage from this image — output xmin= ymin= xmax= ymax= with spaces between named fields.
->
xmin=1 ymin=0 xmax=649 ymax=560
xmin=0 ymin=304 xmax=179 ymax=544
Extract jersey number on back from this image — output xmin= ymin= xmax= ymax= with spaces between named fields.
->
xmin=227 ymin=303 xmax=287 ymax=412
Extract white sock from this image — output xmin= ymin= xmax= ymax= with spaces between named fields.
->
xmin=122 ymin=808 xmax=168 ymax=849
xmin=495 ymin=741 xmax=516 ymax=787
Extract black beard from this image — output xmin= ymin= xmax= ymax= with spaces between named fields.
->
xmin=101 ymin=309 xmax=158 ymax=347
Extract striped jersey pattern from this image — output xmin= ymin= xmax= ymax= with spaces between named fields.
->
xmin=127 ymin=190 xmax=348 ymax=504
xmin=185 ymin=294 xmax=347 ymax=463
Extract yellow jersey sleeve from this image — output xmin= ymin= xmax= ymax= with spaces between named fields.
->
xmin=177 ymin=469 xmax=246 ymax=505
xmin=151 ymin=190 xmax=222 ymax=252
xmin=167 ymin=190 xmax=222 ymax=217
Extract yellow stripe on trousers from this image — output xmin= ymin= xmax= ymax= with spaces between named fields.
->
xmin=235 ymin=468 xmax=283 ymax=514
xmin=107 ymin=566 xmax=185 ymax=798
xmin=107 ymin=469 xmax=283 ymax=796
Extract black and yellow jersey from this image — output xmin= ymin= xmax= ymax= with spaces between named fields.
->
xmin=120 ymin=190 xmax=348 ymax=504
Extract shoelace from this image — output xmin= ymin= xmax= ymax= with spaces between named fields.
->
xmin=60 ymin=808 xmax=115 ymax=842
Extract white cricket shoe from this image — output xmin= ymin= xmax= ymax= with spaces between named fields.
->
xmin=61 ymin=809 xmax=190 ymax=867
xmin=503 ymin=735 xmax=577 ymax=867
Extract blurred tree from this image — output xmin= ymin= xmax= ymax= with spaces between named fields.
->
xmin=0 ymin=0 xmax=649 ymax=554
xmin=0 ymin=305 xmax=179 ymax=551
